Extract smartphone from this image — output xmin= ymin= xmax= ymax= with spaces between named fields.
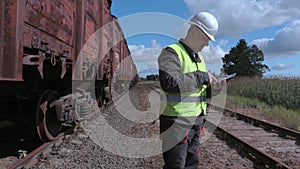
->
xmin=213 ymin=73 xmax=236 ymax=84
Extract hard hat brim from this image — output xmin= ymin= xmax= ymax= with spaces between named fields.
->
xmin=188 ymin=22 xmax=215 ymax=41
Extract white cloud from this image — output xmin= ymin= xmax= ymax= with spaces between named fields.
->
xmin=129 ymin=40 xmax=162 ymax=73
xmin=200 ymin=42 xmax=227 ymax=74
xmin=183 ymin=0 xmax=300 ymax=38
xmin=251 ymin=20 xmax=300 ymax=57
xmin=150 ymin=39 xmax=161 ymax=48
xmin=129 ymin=45 xmax=145 ymax=53
xmin=201 ymin=44 xmax=226 ymax=64
xmin=271 ymin=63 xmax=294 ymax=70
xmin=251 ymin=38 xmax=273 ymax=48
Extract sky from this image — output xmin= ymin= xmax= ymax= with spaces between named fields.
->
xmin=111 ymin=0 xmax=300 ymax=78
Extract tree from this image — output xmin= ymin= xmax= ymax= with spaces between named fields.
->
xmin=146 ymin=74 xmax=159 ymax=81
xmin=222 ymin=39 xmax=269 ymax=77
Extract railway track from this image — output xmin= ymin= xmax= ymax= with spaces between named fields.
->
xmin=145 ymin=83 xmax=300 ymax=169
xmin=4 ymin=93 xmax=120 ymax=169
xmin=8 ymin=133 xmax=64 ymax=169
xmin=207 ymin=105 xmax=300 ymax=169
xmin=6 ymin=125 xmax=76 ymax=169
xmin=6 ymin=83 xmax=299 ymax=168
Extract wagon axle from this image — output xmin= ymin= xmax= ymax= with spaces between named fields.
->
xmin=36 ymin=90 xmax=95 ymax=142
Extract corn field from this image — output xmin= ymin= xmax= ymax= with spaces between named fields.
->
xmin=226 ymin=77 xmax=300 ymax=111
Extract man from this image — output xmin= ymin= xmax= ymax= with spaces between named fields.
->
xmin=158 ymin=12 xmax=223 ymax=169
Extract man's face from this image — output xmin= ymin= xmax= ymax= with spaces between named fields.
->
xmin=193 ymin=26 xmax=210 ymax=50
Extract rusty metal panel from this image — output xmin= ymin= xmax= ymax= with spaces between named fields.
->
xmin=102 ymin=0 xmax=111 ymax=26
xmin=111 ymin=17 xmax=123 ymax=79
xmin=131 ymin=57 xmax=137 ymax=80
xmin=23 ymin=25 xmax=73 ymax=55
xmin=119 ymin=40 xmax=130 ymax=81
xmin=74 ymin=0 xmax=101 ymax=80
xmin=73 ymin=0 xmax=112 ymax=81
xmin=74 ymin=0 xmax=84 ymax=60
xmin=73 ymin=0 xmax=84 ymax=80
xmin=24 ymin=0 xmax=74 ymax=46
xmin=21 ymin=0 xmax=75 ymax=82
xmin=0 ymin=0 xmax=25 ymax=81
xmin=0 ymin=0 xmax=119 ymax=82
xmin=83 ymin=0 xmax=100 ymax=42
xmin=119 ymin=40 xmax=125 ymax=80
xmin=111 ymin=17 xmax=125 ymax=81
xmin=23 ymin=0 xmax=75 ymax=58
xmin=97 ymin=0 xmax=112 ymax=81
xmin=112 ymin=43 xmax=121 ymax=75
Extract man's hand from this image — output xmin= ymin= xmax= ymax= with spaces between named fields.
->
xmin=207 ymin=72 xmax=217 ymax=84
xmin=208 ymin=72 xmax=226 ymax=89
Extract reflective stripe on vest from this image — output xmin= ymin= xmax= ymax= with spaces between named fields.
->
xmin=161 ymin=95 xmax=207 ymax=102
xmin=160 ymin=43 xmax=207 ymax=117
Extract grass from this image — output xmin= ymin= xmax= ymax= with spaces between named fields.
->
xmin=226 ymin=95 xmax=300 ymax=131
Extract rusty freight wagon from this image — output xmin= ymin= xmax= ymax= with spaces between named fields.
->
xmin=0 ymin=0 xmax=138 ymax=142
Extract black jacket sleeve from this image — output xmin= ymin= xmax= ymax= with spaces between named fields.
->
xmin=158 ymin=48 xmax=210 ymax=93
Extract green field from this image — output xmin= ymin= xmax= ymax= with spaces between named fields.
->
xmin=226 ymin=77 xmax=300 ymax=130
xmin=227 ymin=77 xmax=300 ymax=111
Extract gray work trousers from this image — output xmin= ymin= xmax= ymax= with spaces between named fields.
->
xmin=160 ymin=115 xmax=204 ymax=169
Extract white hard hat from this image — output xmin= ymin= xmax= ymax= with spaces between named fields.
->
xmin=188 ymin=12 xmax=218 ymax=41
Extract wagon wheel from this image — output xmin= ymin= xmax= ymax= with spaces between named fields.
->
xmin=36 ymin=90 xmax=61 ymax=142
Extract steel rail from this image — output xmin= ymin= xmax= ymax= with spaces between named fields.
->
xmin=205 ymin=120 xmax=292 ymax=169
xmin=8 ymin=132 xmax=64 ymax=169
xmin=211 ymin=104 xmax=300 ymax=142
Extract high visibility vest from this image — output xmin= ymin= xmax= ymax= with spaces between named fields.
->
xmin=160 ymin=43 xmax=207 ymax=117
